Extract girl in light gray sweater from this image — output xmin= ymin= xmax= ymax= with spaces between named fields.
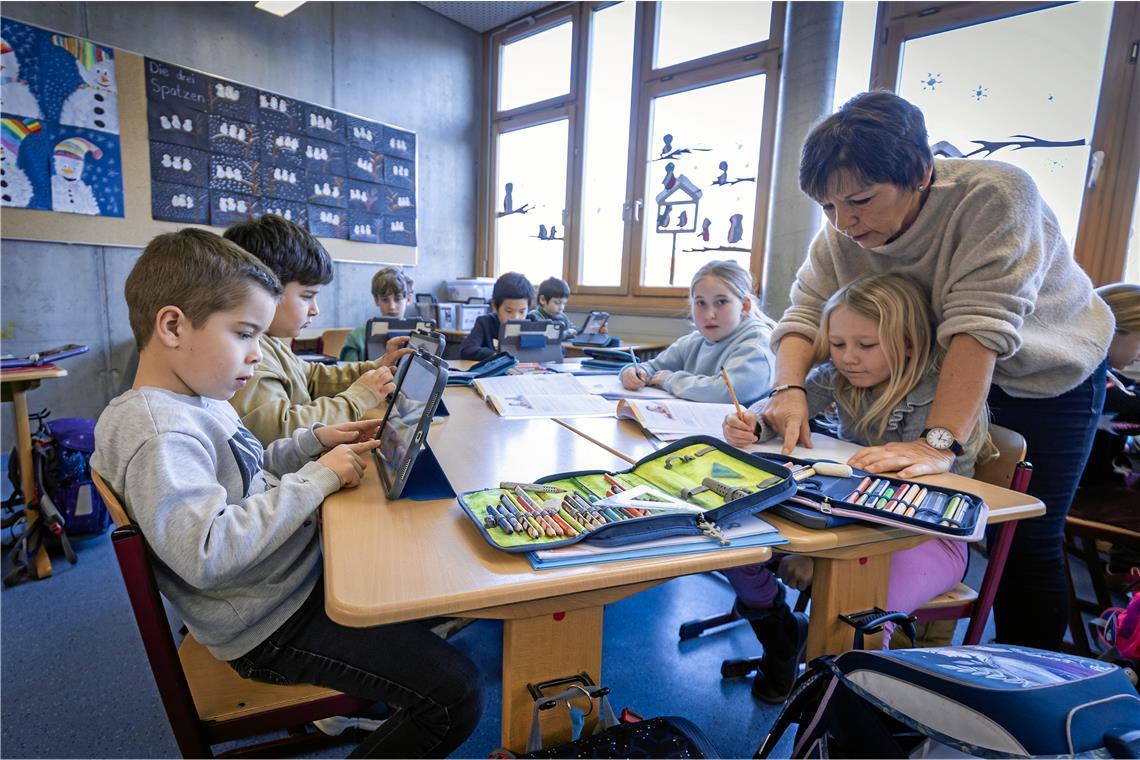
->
xmin=620 ymin=260 xmax=775 ymax=404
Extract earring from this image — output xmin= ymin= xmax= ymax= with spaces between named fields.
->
xmin=917 ymin=184 xmax=926 ymax=192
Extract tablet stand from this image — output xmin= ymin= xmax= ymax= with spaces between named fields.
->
xmin=399 ymin=443 xmax=455 ymax=501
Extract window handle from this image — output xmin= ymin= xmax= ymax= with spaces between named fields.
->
xmin=1087 ymin=150 xmax=1105 ymax=190
xmin=633 ymin=199 xmax=642 ymax=222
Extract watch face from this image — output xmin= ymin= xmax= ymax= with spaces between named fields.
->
xmin=926 ymin=428 xmax=954 ymax=449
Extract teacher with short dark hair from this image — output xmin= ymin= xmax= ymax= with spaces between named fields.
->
xmin=764 ymin=91 xmax=1113 ymax=651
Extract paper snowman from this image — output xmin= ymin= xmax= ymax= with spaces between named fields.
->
xmin=1 ymin=37 xmax=43 ymax=118
xmin=0 ymin=117 xmax=41 ymax=208
xmin=51 ymin=137 xmax=103 ymax=215
xmin=52 ymin=35 xmax=118 ymax=134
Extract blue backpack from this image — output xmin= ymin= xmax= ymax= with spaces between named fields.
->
xmin=758 ymin=644 xmax=1140 ymax=758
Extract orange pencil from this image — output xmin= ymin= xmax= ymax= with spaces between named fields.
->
xmin=721 ymin=367 xmax=745 ymax=421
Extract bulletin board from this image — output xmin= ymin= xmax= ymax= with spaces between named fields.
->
xmin=1 ymin=19 xmax=418 ymax=266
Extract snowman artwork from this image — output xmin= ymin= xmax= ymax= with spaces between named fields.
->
xmin=51 ymin=137 xmax=103 ymax=215
xmin=0 ymin=117 xmax=42 ymax=208
xmin=1 ymin=38 xmax=43 ymax=118
xmin=51 ymin=35 xmax=118 ymax=134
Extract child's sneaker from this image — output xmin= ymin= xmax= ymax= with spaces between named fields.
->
xmin=312 ymin=714 xmax=387 ymax=736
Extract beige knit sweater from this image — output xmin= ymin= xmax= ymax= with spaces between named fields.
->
xmin=772 ymin=158 xmax=1114 ymax=398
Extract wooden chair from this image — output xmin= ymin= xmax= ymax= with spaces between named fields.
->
xmin=679 ymin=425 xmax=1032 ymax=650
xmin=319 ymin=327 xmax=354 ymax=361
xmin=91 ymin=471 xmax=370 ymax=758
xmin=1063 ymin=503 xmax=1140 ymax=656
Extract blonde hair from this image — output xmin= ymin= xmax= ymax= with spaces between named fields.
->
xmin=815 ymin=274 xmax=994 ymax=460
xmin=689 ymin=260 xmax=776 ymax=329
xmin=1097 ymin=282 xmax=1140 ymax=333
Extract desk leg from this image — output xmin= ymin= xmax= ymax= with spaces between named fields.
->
xmin=806 ymin=553 xmax=890 ymax=660
xmin=501 ymin=606 xmax=603 ymax=752
xmin=11 ymin=388 xmax=51 ymax=579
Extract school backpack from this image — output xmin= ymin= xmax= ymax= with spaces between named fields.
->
xmin=757 ymin=644 xmax=1140 ymax=758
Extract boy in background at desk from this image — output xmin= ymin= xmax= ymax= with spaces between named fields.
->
xmin=92 ymin=229 xmax=484 ymax=758
xmin=225 ymin=215 xmax=412 ymax=444
xmin=619 ymin=260 xmax=775 ymax=403
xmin=722 ymin=273 xmax=995 ymax=703
xmin=340 ymin=266 xmax=415 ymax=362
xmin=460 ymin=271 xmax=533 ymax=360
xmin=528 ymin=276 xmax=582 ymax=340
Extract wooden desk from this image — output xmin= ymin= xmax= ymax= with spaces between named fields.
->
xmin=440 ymin=328 xmax=670 ymax=360
xmin=322 ymin=386 xmax=773 ymax=749
xmin=1 ymin=365 xmax=68 ymax=579
xmin=554 ymin=415 xmax=1045 ymax=657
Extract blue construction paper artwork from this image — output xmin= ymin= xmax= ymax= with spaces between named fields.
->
xmin=210 ymin=189 xmax=259 ymax=227
xmin=209 ymin=154 xmax=261 ymax=195
xmin=149 ymin=141 xmax=208 ymax=187
xmin=348 ymin=210 xmax=382 ymax=243
xmin=1 ymin=115 xmax=48 ymax=209
xmin=381 ymin=215 xmax=416 ymax=246
xmin=308 ymin=204 xmax=346 ymax=239
xmin=144 ymin=57 xmax=208 ymax=112
xmin=259 ymin=198 xmax=306 ymax=226
xmin=346 ymin=115 xmax=383 ymax=152
xmin=208 ymin=114 xmax=258 ymax=160
xmin=207 ymin=76 xmax=257 ymax=122
xmin=346 ymin=179 xmax=383 ymax=213
xmin=148 ymin=99 xmax=208 ymax=149
xmin=302 ymin=102 xmax=344 ymax=144
xmin=2 ymin=19 xmax=45 ymax=119
xmin=306 ymin=171 xmax=345 ymax=208
xmin=259 ymin=127 xmax=303 ymax=168
xmin=384 ymin=156 xmax=414 ymax=189
xmin=381 ymin=125 xmax=415 ymax=160
xmin=299 ymin=135 xmax=345 ymax=176
xmin=347 ymin=146 xmax=384 ymax=183
xmin=260 ymin=162 xmax=306 ymax=202
xmin=382 ymin=184 xmax=415 ymax=218
xmin=256 ymin=89 xmax=301 ymax=133
xmin=151 ymin=180 xmax=208 ymax=224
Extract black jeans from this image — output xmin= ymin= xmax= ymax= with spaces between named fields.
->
xmin=230 ymin=582 xmax=485 ymax=758
xmin=987 ymin=360 xmax=1107 ymax=651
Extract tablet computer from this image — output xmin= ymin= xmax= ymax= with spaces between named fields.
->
xmin=364 ymin=317 xmax=437 ymax=360
xmin=579 ymin=311 xmax=609 ymax=336
xmin=499 ymin=319 xmax=563 ymax=363
xmin=406 ymin=328 xmax=446 ymax=358
xmin=372 ymin=350 xmax=449 ymax=499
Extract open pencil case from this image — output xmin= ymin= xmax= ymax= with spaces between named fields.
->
xmin=456 ymin=435 xmax=797 ymax=553
xmin=757 ymin=453 xmax=990 ymax=542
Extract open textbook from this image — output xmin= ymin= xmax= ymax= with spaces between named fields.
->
xmin=616 ymin=398 xmax=737 ymax=441
xmin=473 ymin=373 xmax=617 ymax=419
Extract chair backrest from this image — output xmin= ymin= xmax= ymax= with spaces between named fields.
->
xmin=91 ymin=471 xmax=210 ymax=757
xmin=320 ymin=327 xmax=353 ymax=360
xmin=972 ymin=424 xmax=1029 ymax=492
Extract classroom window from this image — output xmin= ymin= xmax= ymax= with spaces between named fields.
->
xmin=832 ymin=1 xmax=878 ymax=113
xmin=653 ymin=1 xmax=773 ymax=70
xmin=483 ymin=2 xmax=783 ymax=312
xmin=493 ymin=119 xmax=570 ymax=284
xmin=873 ymin=2 xmax=1140 ymax=284
xmin=498 ymin=20 xmax=573 ymax=113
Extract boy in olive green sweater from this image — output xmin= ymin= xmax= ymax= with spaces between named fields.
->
xmin=226 ymin=215 xmax=411 ymax=444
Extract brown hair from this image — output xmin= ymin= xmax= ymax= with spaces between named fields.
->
xmin=371 ymin=266 xmax=414 ymax=301
xmin=1097 ymin=282 xmax=1140 ymax=333
xmin=125 ymin=228 xmax=282 ymax=349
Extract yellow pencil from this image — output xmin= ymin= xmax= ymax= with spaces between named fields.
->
xmin=721 ymin=367 xmax=745 ymax=421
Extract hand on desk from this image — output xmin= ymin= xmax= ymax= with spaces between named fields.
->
xmin=620 ymin=364 xmax=649 ymax=390
xmin=648 ymin=370 xmax=671 ymax=387
xmin=760 ymin=389 xmax=813 ymax=455
xmin=847 ymin=440 xmax=954 ymax=479
xmin=353 ymin=366 xmax=397 ymax=401
xmin=723 ymin=410 xmax=759 ymax=447
xmin=319 ymin=438 xmax=384 ymax=487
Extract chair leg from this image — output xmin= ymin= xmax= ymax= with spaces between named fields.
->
xmin=963 ymin=521 xmax=1017 ymax=646
xmin=1062 ymin=539 xmax=1092 ymax=656
xmin=678 ymin=608 xmax=742 ymax=640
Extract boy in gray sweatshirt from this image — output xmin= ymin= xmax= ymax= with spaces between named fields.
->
xmin=92 ymin=229 xmax=483 ymax=758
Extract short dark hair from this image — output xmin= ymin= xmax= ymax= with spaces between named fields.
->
xmin=492 ymin=272 xmax=534 ymax=308
xmin=223 ymin=214 xmax=334 ymax=286
xmin=537 ymin=277 xmax=570 ymax=302
xmin=799 ymin=91 xmax=933 ymax=202
xmin=126 ymin=229 xmax=282 ymax=349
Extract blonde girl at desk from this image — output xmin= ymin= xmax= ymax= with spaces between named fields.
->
xmin=721 ymin=273 xmax=995 ymax=703
xmin=620 ymin=259 xmax=775 ymax=404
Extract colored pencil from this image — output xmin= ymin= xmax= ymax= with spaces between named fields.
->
xmin=721 ymin=367 xmax=745 ymax=421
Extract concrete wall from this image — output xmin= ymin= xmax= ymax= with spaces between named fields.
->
xmin=0 ymin=1 xmax=481 ymax=449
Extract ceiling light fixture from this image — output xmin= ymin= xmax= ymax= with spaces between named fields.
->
xmin=255 ymin=1 xmax=306 ymax=18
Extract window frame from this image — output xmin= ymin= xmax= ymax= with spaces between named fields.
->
xmin=480 ymin=2 xmax=787 ymax=315
xmin=870 ymin=1 xmax=1140 ymax=285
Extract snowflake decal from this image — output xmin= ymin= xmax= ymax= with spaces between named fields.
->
xmin=921 ymin=72 xmax=944 ymax=91
xmin=1047 ymin=94 xmax=1055 ymax=103
xmin=972 ymin=85 xmax=988 ymax=101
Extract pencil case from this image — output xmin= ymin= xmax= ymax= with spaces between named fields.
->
xmin=758 ymin=453 xmax=989 ymax=542
xmin=456 ymin=435 xmax=797 ymax=553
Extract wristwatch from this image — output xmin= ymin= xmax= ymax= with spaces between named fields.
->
xmin=921 ymin=427 xmax=964 ymax=456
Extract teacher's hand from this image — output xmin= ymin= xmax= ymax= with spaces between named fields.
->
xmin=760 ymin=389 xmax=811 ymax=455
xmin=847 ymin=440 xmax=954 ymax=479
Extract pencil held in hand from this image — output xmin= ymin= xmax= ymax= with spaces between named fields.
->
xmin=721 ymin=367 xmax=745 ymax=420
